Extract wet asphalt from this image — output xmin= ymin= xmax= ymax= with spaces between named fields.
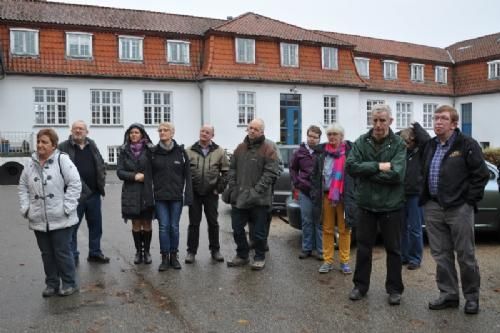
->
xmin=1 ymin=174 xmax=500 ymax=333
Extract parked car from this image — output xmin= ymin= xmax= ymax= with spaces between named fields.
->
xmin=272 ymin=145 xmax=298 ymax=212
xmin=286 ymin=161 xmax=500 ymax=237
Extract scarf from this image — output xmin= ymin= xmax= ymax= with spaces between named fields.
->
xmin=130 ymin=139 xmax=146 ymax=160
xmin=325 ymin=142 xmax=346 ymax=203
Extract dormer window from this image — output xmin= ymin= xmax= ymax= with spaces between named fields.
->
xmin=66 ymin=32 xmax=92 ymax=59
xmin=488 ymin=60 xmax=500 ymax=79
xmin=167 ymin=40 xmax=190 ymax=64
xmin=383 ymin=60 xmax=398 ymax=80
xmin=410 ymin=63 xmax=424 ymax=82
xmin=235 ymin=38 xmax=255 ymax=64
xmin=435 ymin=66 xmax=448 ymax=84
xmin=119 ymin=36 xmax=143 ymax=61
xmin=10 ymin=28 xmax=38 ymax=56
xmin=354 ymin=57 xmax=370 ymax=78
xmin=322 ymin=47 xmax=338 ymax=70
xmin=280 ymin=43 xmax=299 ymax=67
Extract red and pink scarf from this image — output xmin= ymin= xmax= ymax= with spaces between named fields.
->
xmin=325 ymin=142 xmax=346 ymax=203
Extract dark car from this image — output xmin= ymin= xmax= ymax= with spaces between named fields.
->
xmin=286 ymin=161 xmax=500 ymax=237
xmin=272 ymin=145 xmax=298 ymax=212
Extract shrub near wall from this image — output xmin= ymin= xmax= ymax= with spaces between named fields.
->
xmin=483 ymin=148 xmax=500 ymax=167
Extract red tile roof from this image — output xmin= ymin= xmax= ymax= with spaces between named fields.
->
xmin=317 ymin=31 xmax=453 ymax=64
xmin=210 ymin=12 xmax=354 ymax=48
xmin=446 ymin=32 xmax=500 ymax=64
xmin=0 ymin=0 xmax=224 ymax=36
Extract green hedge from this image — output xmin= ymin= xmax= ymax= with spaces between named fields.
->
xmin=483 ymin=148 xmax=500 ymax=167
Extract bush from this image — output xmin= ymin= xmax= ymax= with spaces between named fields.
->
xmin=483 ymin=147 xmax=500 ymax=167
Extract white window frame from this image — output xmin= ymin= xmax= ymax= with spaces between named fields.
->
xmin=354 ymin=57 xmax=370 ymax=78
xmin=167 ymin=40 xmax=190 ymax=65
xmin=323 ymin=95 xmax=338 ymax=125
xmin=90 ymin=89 xmax=122 ymax=126
xmin=237 ymin=91 xmax=256 ymax=126
xmin=65 ymin=32 xmax=93 ymax=59
xmin=118 ymin=36 xmax=143 ymax=61
xmin=33 ymin=88 xmax=68 ymax=126
xmin=410 ymin=63 xmax=425 ymax=82
xmin=143 ymin=91 xmax=173 ymax=125
xmin=10 ymin=28 xmax=39 ymax=56
xmin=487 ymin=60 xmax=500 ymax=79
xmin=383 ymin=60 xmax=398 ymax=80
xmin=396 ymin=102 xmax=413 ymax=129
xmin=423 ymin=103 xmax=437 ymax=129
xmin=280 ymin=43 xmax=299 ymax=67
xmin=435 ymin=66 xmax=448 ymax=84
xmin=107 ymin=146 xmax=120 ymax=165
xmin=235 ymin=38 xmax=255 ymax=64
xmin=366 ymin=100 xmax=384 ymax=127
xmin=322 ymin=47 xmax=338 ymax=70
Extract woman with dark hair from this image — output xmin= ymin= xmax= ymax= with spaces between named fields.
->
xmin=19 ymin=128 xmax=82 ymax=297
xmin=117 ymin=123 xmax=155 ymax=264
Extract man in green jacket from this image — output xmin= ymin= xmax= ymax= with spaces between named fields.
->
xmin=346 ymin=104 xmax=406 ymax=306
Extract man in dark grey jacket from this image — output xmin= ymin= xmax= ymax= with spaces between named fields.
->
xmin=222 ymin=119 xmax=280 ymax=270
xmin=59 ymin=120 xmax=109 ymax=264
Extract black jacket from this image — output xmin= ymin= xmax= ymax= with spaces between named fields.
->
xmin=420 ymin=129 xmax=489 ymax=209
xmin=151 ymin=140 xmax=193 ymax=205
xmin=116 ymin=124 xmax=154 ymax=219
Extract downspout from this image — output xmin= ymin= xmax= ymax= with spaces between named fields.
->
xmin=0 ymin=43 xmax=6 ymax=80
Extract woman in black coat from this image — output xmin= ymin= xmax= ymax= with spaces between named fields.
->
xmin=117 ymin=123 xmax=154 ymax=264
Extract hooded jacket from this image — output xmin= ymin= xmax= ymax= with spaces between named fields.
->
xmin=289 ymin=143 xmax=317 ymax=196
xmin=116 ymin=123 xmax=155 ymax=219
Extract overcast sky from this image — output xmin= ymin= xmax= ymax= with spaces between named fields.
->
xmin=51 ymin=0 xmax=499 ymax=48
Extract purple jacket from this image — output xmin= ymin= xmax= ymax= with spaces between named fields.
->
xmin=289 ymin=143 xmax=317 ymax=196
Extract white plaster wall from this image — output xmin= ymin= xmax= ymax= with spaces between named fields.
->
xmin=0 ymin=76 xmax=200 ymax=161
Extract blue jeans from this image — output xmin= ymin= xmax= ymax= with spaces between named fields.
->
xmin=34 ymin=226 xmax=77 ymax=289
xmin=299 ymin=192 xmax=322 ymax=255
xmin=231 ymin=206 xmax=268 ymax=261
xmin=72 ymin=192 xmax=103 ymax=258
xmin=401 ymin=195 xmax=424 ymax=265
xmin=156 ymin=200 xmax=183 ymax=254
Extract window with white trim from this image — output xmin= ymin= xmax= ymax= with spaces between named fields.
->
xmin=119 ymin=36 xmax=143 ymax=61
xmin=237 ymin=92 xmax=255 ymax=125
xmin=235 ymin=38 xmax=255 ymax=64
xmin=354 ymin=57 xmax=370 ymax=78
xmin=167 ymin=40 xmax=190 ymax=64
xmin=34 ymin=88 xmax=67 ymax=125
xmin=488 ymin=60 xmax=500 ymax=79
xmin=144 ymin=91 xmax=172 ymax=125
xmin=91 ymin=90 xmax=122 ymax=125
xmin=435 ymin=66 xmax=448 ymax=84
xmin=410 ymin=63 xmax=424 ymax=82
xmin=323 ymin=95 xmax=337 ymax=125
xmin=366 ymin=100 xmax=384 ymax=127
xmin=396 ymin=102 xmax=412 ymax=128
xmin=423 ymin=103 xmax=437 ymax=129
xmin=66 ymin=32 xmax=92 ymax=58
xmin=322 ymin=47 xmax=338 ymax=70
xmin=383 ymin=60 xmax=398 ymax=80
xmin=10 ymin=28 xmax=38 ymax=56
xmin=280 ymin=43 xmax=299 ymax=67
xmin=107 ymin=146 xmax=120 ymax=165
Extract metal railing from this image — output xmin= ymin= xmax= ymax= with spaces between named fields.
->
xmin=0 ymin=131 xmax=34 ymax=156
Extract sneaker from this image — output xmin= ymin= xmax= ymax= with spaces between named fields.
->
xmin=340 ymin=263 xmax=352 ymax=275
xmin=185 ymin=252 xmax=196 ymax=264
xmin=211 ymin=251 xmax=224 ymax=262
xmin=42 ymin=286 xmax=59 ymax=298
xmin=87 ymin=254 xmax=110 ymax=264
xmin=318 ymin=262 xmax=334 ymax=273
xmin=388 ymin=293 xmax=401 ymax=306
xmin=227 ymin=255 xmax=250 ymax=267
xmin=298 ymin=251 xmax=312 ymax=259
xmin=59 ymin=286 xmax=79 ymax=297
xmin=251 ymin=259 xmax=266 ymax=271
xmin=407 ymin=263 xmax=420 ymax=270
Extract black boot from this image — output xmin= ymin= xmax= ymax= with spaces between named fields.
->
xmin=169 ymin=252 xmax=181 ymax=270
xmin=143 ymin=230 xmax=152 ymax=264
xmin=132 ymin=231 xmax=143 ymax=264
xmin=158 ymin=253 xmax=169 ymax=271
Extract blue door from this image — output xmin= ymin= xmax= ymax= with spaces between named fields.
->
xmin=461 ymin=103 xmax=472 ymax=136
xmin=280 ymin=94 xmax=301 ymax=145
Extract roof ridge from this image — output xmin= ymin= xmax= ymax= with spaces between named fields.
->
xmin=446 ymin=31 xmax=500 ymax=49
xmin=208 ymin=11 xmax=253 ymax=30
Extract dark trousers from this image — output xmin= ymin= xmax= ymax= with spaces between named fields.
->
xmin=187 ymin=192 xmax=220 ymax=254
xmin=35 ymin=226 xmax=77 ymax=289
xmin=353 ymin=208 xmax=404 ymax=295
xmin=231 ymin=206 xmax=268 ymax=261
xmin=72 ymin=192 xmax=103 ymax=258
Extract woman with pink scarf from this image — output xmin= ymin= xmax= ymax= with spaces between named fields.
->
xmin=311 ymin=123 xmax=357 ymax=274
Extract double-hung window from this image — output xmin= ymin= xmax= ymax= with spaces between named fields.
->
xmin=322 ymin=47 xmax=338 ymax=70
xmin=487 ymin=60 xmax=500 ymax=79
xmin=354 ymin=57 xmax=370 ymax=78
xmin=119 ymin=36 xmax=143 ymax=61
xmin=366 ymin=100 xmax=384 ymax=127
xmin=383 ymin=60 xmax=398 ymax=80
xmin=144 ymin=91 xmax=172 ymax=125
xmin=280 ymin=43 xmax=299 ymax=67
xmin=66 ymin=32 xmax=92 ymax=59
xmin=34 ymin=88 xmax=67 ymax=125
xmin=167 ymin=40 xmax=190 ymax=64
xmin=410 ymin=63 xmax=424 ymax=82
xmin=435 ymin=66 xmax=448 ymax=84
xmin=396 ymin=102 xmax=412 ymax=128
xmin=323 ymin=96 xmax=338 ymax=124
xmin=237 ymin=92 xmax=255 ymax=125
xmin=107 ymin=146 xmax=120 ymax=165
xmin=10 ymin=28 xmax=38 ymax=56
xmin=235 ymin=38 xmax=255 ymax=64
xmin=423 ymin=103 xmax=437 ymax=129
xmin=91 ymin=90 xmax=122 ymax=125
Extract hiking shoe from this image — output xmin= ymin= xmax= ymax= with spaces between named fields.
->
xmin=318 ymin=262 xmax=334 ymax=273
xmin=227 ymin=256 xmax=250 ymax=267
xmin=211 ymin=251 xmax=224 ymax=262
xmin=251 ymin=260 xmax=266 ymax=271
xmin=158 ymin=254 xmax=169 ymax=271
xmin=185 ymin=252 xmax=195 ymax=264
xmin=42 ymin=286 xmax=59 ymax=298
xmin=170 ymin=253 xmax=182 ymax=270
xmin=340 ymin=263 xmax=352 ymax=275
xmin=59 ymin=286 xmax=79 ymax=297
xmin=298 ymin=251 xmax=312 ymax=259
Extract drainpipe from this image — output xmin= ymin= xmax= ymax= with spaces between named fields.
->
xmin=198 ymin=81 xmax=204 ymax=126
xmin=0 ymin=46 xmax=5 ymax=80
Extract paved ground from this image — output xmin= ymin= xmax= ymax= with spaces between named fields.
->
xmin=1 ymin=175 xmax=500 ymax=333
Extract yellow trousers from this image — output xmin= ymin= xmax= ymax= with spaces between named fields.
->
xmin=322 ymin=196 xmax=351 ymax=264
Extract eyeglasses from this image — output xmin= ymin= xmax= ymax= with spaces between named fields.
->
xmin=307 ymin=134 xmax=320 ymax=140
